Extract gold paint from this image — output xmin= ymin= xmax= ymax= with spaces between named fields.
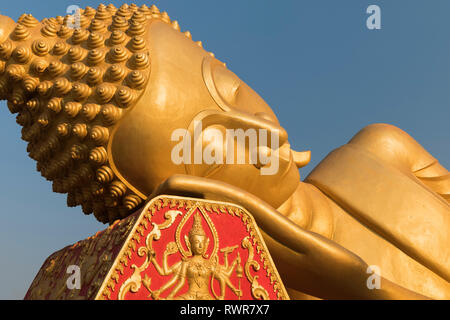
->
xmin=25 ymin=97 xmax=42 ymax=113
xmin=13 ymin=46 xmax=32 ymax=64
xmin=70 ymin=62 xmax=89 ymax=80
xmin=126 ymin=70 xmax=146 ymax=89
xmin=73 ymin=123 xmax=88 ymax=139
xmin=16 ymin=111 xmax=30 ymax=126
xmin=82 ymin=103 xmax=101 ymax=121
xmin=36 ymin=80 xmax=53 ymax=97
xmin=71 ymin=29 xmax=90 ymax=45
xmin=52 ymin=41 xmax=70 ymax=56
xmin=72 ymin=83 xmax=92 ymax=101
xmin=87 ymin=49 xmax=106 ymax=66
xmin=68 ymin=46 xmax=87 ymax=63
xmin=117 ymin=4 xmax=133 ymax=19
xmin=87 ymin=33 xmax=105 ymax=50
xmin=96 ymin=83 xmax=116 ymax=104
xmin=130 ymin=52 xmax=149 ymax=69
xmin=111 ymin=16 xmax=129 ymax=31
xmin=90 ymin=19 xmax=107 ymax=34
xmin=123 ymin=194 xmax=141 ymax=210
xmin=101 ymin=104 xmax=122 ymax=125
xmin=161 ymin=12 xmax=171 ymax=24
xmin=107 ymin=64 xmax=127 ymax=82
xmin=171 ymin=21 xmax=180 ymax=31
xmin=47 ymin=97 xmax=63 ymax=113
xmin=107 ymin=4 xmax=118 ymax=15
xmin=22 ymin=76 xmax=40 ymax=92
xmin=0 ymin=4 xmax=447 ymax=300
xmin=64 ymin=101 xmax=82 ymax=118
xmin=47 ymin=61 xmax=67 ymax=78
xmin=89 ymin=146 xmax=108 ymax=165
xmin=86 ymin=67 xmax=104 ymax=86
xmin=115 ymin=86 xmax=135 ymax=107
xmin=10 ymin=87 xmax=25 ymax=105
xmin=31 ymin=59 xmax=49 ymax=75
xmin=128 ymin=36 xmax=147 ymax=52
xmin=6 ymin=64 xmax=25 ymax=81
xmin=57 ymin=25 xmax=73 ymax=39
xmin=109 ymin=180 xmax=127 ymax=198
xmin=41 ymin=22 xmax=59 ymax=38
xmin=56 ymin=123 xmax=71 ymax=138
xmin=71 ymin=143 xmax=88 ymax=160
xmin=53 ymin=77 xmax=72 ymax=96
xmin=19 ymin=14 xmax=39 ymax=28
xmin=109 ymin=30 xmax=127 ymax=46
xmin=12 ymin=24 xmax=30 ymax=41
xmin=0 ymin=40 xmax=14 ymax=60
xmin=96 ymin=6 xmax=112 ymax=21
xmin=109 ymin=46 xmax=129 ymax=63
xmin=131 ymin=11 xmax=146 ymax=25
xmin=96 ymin=165 xmax=115 ymax=183
xmin=242 ymin=236 xmax=269 ymax=300
xmin=91 ymin=125 xmax=109 ymax=145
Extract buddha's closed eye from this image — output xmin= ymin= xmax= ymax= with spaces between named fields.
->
xmin=212 ymin=64 xmax=241 ymax=107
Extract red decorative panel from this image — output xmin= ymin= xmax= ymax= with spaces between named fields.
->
xmin=97 ymin=196 xmax=289 ymax=300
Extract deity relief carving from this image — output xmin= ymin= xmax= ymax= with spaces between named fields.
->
xmin=115 ymin=198 xmax=285 ymax=300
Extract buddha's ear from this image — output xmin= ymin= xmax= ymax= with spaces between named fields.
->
xmin=184 ymin=235 xmax=192 ymax=256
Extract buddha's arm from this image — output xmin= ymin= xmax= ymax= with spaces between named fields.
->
xmin=151 ymin=174 xmax=428 ymax=300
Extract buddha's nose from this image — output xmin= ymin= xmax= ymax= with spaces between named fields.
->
xmin=254 ymin=112 xmax=311 ymax=168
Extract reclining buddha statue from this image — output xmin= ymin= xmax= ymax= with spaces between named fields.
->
xmin=0 ymin=3 xmax=448 ymax=299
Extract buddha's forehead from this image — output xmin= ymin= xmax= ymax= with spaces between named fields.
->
xmin=147 ymin=20 xmax=280 ymax=124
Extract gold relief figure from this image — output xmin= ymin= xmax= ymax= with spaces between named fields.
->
xmin=149 ymin=213 xmax=242 ymax=300
xmin=0 ymin=4 xmax=448 ymax=299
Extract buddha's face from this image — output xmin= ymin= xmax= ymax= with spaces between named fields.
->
xmin=109 ymin=20 xmax=300 ymax=209
xmin=189 ymin=235 xmax=207 ymax=256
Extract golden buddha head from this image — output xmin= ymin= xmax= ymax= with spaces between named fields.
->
xmin=0 ymin=4 xmax=308 ymax=223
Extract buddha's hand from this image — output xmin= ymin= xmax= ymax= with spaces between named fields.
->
xmin=150 ymin=175 xmax=425 ymax=300
xmin=151 ymin=175 xmax=368 ymax=298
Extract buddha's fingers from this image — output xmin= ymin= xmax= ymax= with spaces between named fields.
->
xmin=150 ymin=175 xmax=368 ymax=296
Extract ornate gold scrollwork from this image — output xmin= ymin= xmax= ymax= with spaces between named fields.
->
xmin=118 ymin=210 xmax=183 ymax=299
xmin=242 ymin=236 xmax=269 ymax=300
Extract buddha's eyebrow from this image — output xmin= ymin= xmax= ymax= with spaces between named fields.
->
xmin=192 ymin=109 xmax=289 ymax=147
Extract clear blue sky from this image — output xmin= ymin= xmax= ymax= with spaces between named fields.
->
xmin=0 ymin=0 xmax=448 ymax=299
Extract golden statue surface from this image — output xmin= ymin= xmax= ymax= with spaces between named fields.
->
xmin=0 ymin=3 xmax=448 ymax=300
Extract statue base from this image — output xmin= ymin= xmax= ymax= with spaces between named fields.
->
xmin=24 ymin=195 xmax=289 ymax=300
